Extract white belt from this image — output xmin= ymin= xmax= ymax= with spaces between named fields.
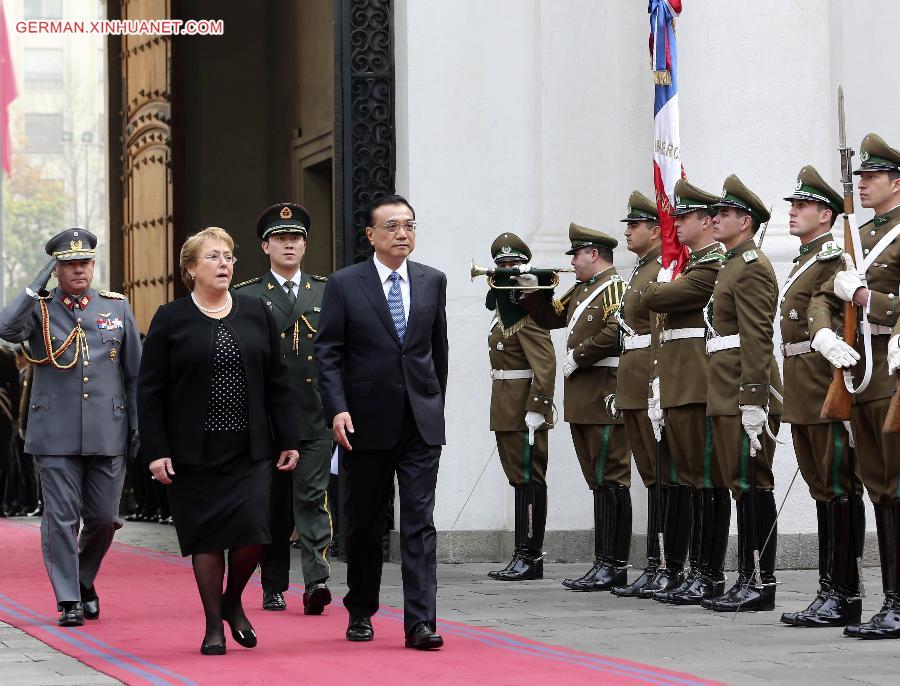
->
xmin=490 ymin=369 xmax=534 ymax=381
xmin=871 ymin=324 xmax=893 ymax=336
xmin=592 ymin=357 xmax=620 ymax=368
xmin=781 ymin=341 xmax=812 ymax=357
xmin=661 ymin=327 xmax=705 ymax=343
xmin=622 ymin=333 xmax=652 ymax=351
xmin=706 ymin=334 xmax=741 ymax=354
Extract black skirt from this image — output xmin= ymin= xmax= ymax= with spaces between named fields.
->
xmin=168 ymin=431 xmax=272 ymax=556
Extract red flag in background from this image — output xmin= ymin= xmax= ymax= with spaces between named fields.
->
xmin=0 ymin=0 xmax=17 ymax=176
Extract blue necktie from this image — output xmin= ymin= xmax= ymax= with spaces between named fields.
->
xmin=388 ymin=271 xmax=406 ymax=343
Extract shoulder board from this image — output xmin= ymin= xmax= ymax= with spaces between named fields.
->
xmin=696 ymin=251 xmax=726 ymax=264
xmin=742 ymin=250 xmax=758 ymax=263
xmin=553 ymin=284 xmax=577 ymax=314
xmin=816 ymin=240 xmax=843 ymax=262
xmin=232 ymin=276 xmax=262 ymax=289
xmin=601 ymin=280 xmax=624 ymax=317
xmin=310 ymin=274 xmax=327 ymax=282
xmin=98 ymin=290 xmax=126 ymax=300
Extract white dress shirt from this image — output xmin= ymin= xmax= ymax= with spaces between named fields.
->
xmin=270 ymin=269 xmax=303 ymax=297
xmin=373 ymin=255 xmax=410 ymax=322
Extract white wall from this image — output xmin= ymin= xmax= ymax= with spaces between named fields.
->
xmin=395 ymin=0 xmax=900 ymax=535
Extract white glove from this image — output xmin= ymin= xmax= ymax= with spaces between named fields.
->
xmin=811 ymin=328 xmax=860 ymax=369
xmin=834 ymin=255 xmax=865 ymax=303
xmin=656 ymin=261 xmax=676 ymax=284
xmin=511 ymin=273 xmax=539 ymax=289
xmin=525 ymin=411 xmax=545 ymax=446
xmin=563 ymin=350 xmax=577 ymax=378
xmin=888 ymin=334 xmax=900 ymax=376
xmin=648 ymin=377 xmax=664 ymax=442
xmin=739 ymin=404 xmax=767 ymax=457
xmin=604 ymin=394 xmax=621 ymax=419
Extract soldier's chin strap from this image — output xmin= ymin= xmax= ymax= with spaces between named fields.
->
xmin=842 ymin=213 xmax=873 ymax=396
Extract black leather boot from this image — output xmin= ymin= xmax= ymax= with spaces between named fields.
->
xmin=490 ymin=486 xmax=526 ymax=579
xmin=569 ymin=486 xmax=629 ymax=591
xmin=612 ymin=487 xmax=660 ymax=597
xmin=563 ymin=489 xmax=605 ymax=589
xmin=703 ymin=490 xmax=775 ymax=612
xmin=495 ymin=484 xmax=546 ymax=580
xmin=782 ymin=500 xmax=832 ymax=625
xmin=845 ymin=501 xmax=900 ymax=639
xmin=645 ymin=485 xmax=689 ymax=598
xmin=655 ymin=487 xmax=702 ymax=602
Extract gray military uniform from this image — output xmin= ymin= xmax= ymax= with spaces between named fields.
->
xmin=0 ymin=286 xmax=140 ymax=606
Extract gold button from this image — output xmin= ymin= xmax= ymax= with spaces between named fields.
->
xmin=307 ymin=334 xmax=313 ymax=339
xmin=739 ymin=386 xmax=744 ymax=391
xmin=83 ymin=377 xmax=89 ymax=383
xmin=307 ymin=355 xmax=313 ymax=361
xmin=305 ymin=378 xmax=312 ymax=384
xmin=83 ymin=361 xmax=89 ymax=367
xmin=751 ymin=388 xmax=757 ymax=393
xmin=76 ymin=317 xmax=82 ymax=323
xmin=31 ymin=404 xmax=37 ymax=410
xmin=281 ymin=332 xmax=286 ymax=338
xmin=83 ymin=393 xmax=89 ymax=399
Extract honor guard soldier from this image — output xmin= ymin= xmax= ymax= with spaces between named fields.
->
xmin=700 ymin=176 xmax=783 ymax=612
xmin=484 ymin=233 xmax=556 ymax=581
xmin=640 ymin=180 xmax=729 ymax=604
xmin=234 ymin=203 xmax=333 ymax=616
xmin=779 ymin=166 xmax=863 ymax=628
xmin=809 ymin=133 xmax=900 ymax=639
xmin=517 ymin=223 xmax=630 ymax=591
xmin=0 ymin=229 xmax=140 ymax=626
xmin=604 ymin=192 xmax=667 ymax=597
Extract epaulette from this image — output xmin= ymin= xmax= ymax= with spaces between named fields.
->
xmin=98 ymin=290 xmax=126 ymax=300
xmin=601 ymin=279 xmax=625 ymax=318
xmin=310 ymin=274 xmax=327 ymax=281
xmin=742 ymin=250 xmax=758 ymax=263
xmin=696 ymin=251 xmax=726 ymax=264
xmin=553 ymin=284 xmax=577 ymax=315
xmin=816 ymin=240 xmax=843 ymax=262
xmin=232 ymin=276 xmax=262 ymax=289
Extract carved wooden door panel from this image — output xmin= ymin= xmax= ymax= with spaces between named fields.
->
xmin=119 ymin=0 xmax=173 ymax=331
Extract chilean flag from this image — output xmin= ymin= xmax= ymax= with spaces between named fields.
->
xmin=650 ymin=0 xmax=688 ymax=274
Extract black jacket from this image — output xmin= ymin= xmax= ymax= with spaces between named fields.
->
xmin=138 ymin=294 xmax=298 ymax=465
xmin=314 ymin=258 xmax=448 ymax=450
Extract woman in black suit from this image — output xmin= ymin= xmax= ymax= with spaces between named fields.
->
xmin=139 ymin=227 xmax=299 ymax=655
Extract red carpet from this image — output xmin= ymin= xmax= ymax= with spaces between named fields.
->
xmin=0 ymin=520 xmax=716 ymax=686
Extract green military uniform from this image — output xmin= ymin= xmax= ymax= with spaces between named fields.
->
xmin=520 ymin=223 xmax=631 ymax=592
xmin=484 ymin=233 xmax=556 ymax=581
xmin=234 ymin=203 xmax=333 ymax=614
xmin=640 ymin=180 xmax=730 ymax=604
xmin=701 ymin=175 xmax=783 ymax=613
xmin=608 ymin=191 xmax=667 ymax=598
xmin=809 ymin=134 xmax=900 ymax=639
xmin=777 ymin=165 xmax=863 ymax=628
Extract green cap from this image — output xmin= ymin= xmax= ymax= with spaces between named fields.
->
xmin=671 ymin=179 xmax=719 ymax=216
xmin=256 ymin=202 xmax=311 ymax=240
xmin=783 ymin=165 xmax=842 ymax=214
xmin=565 ymin=222 xmax=618 ymax=255
xmin=490 ymin=232 xmax=532 ymax=263
xmin=619 ymin=191 xmax=660 ymax=223
xmin=853 ymin=132 xmax=900 ymax=175
xmin=712 ymin=175 xmax=771 ymax=224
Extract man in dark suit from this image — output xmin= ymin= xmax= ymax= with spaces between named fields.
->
xmin=315 ymin=194 xmax=448 ymax=650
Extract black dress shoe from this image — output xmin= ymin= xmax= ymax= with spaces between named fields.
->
xmin=610 ymin=566 xmax=658 ymax=597
xmin=568 ymin=562 xmax=627 ymax=592
xmin=262 ymin=591 xmax=286 ymax=611
xmin=844 ymin=596 xmax=900 ymax=639
xmin=701 ymin=578 xmax=775 ymax=612
xmin=80 ymin=585 xmax=100 ymax=620
xmin=200 ymin=641 xmax=226 ymax=655
xmin=303 ymin=582 xmax=332 ymax=615
xmin=26 ymin=504 xmax=43 ymax=517
xmin=405 ymin=622 xmax=444 ymax=650
xmin=791 ymin=591 xmax=861 ymax=627
xmin=58 ymin=602 xmax=84 ymax=627
xmin=562 ymin=561 xmax=602 ymax=589
xmin=656 ymin=573 xmax=725 ymax=605
xmin=781 ymin=587 xmax=830 ymax=625
xmin=222 ymin=601 xmax=257 ymax=648
xmin=346 ymin=616 xmax=374 ymax=642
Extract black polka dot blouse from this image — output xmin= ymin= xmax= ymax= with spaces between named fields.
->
xmin=205 ymin=323 xmax=249 ymax=431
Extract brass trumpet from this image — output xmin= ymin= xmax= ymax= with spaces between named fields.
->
xmin=469 ymin=259 xmax=574 ymax=289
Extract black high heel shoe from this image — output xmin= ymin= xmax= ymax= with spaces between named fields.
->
xmin=222 ymin=600 xmax=257 ymax=648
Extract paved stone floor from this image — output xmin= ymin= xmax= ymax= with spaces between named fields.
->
xmin=4 ymin=518 xmax=900 ymax=685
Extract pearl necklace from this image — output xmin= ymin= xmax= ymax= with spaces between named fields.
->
xmin=191 ymin=291 xmax=231 ymax=314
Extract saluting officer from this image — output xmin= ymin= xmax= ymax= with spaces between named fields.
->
xmin=778 ymin=166 xmax=863 ymax=628
xmin=234 ymin=203 xmax=333 ymax=616
xmin=700 ymin=176 xmax=783 ymax=613
xmin=0 ymin=229 xmax=140 ymax=626
xmin=517 ymin=223 xmax=630 ymax=592
xmin=809 ymin=133 xmax=900 ymax=639
xmin=604 ymin=191 xmax=666 ymax=598
xmin=641 ymin=180 xmax=729 ymax=605
xmin=484 ymin=233 xmax=555 ymax=581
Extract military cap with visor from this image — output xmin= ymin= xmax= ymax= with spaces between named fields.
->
xmin=45 ymin=228 xmax=97 ymax=261
xmin=256 ymin=202 xmax=311 ymax=241
xmin=712 ymin=174 xmax=771 ymax=225
xmin=491 ymin=232 xmax=532 ymax=263
xmin=853 ymin=132 xmax=900 ymax=175
xmin=783 ymin=165 xmax=842 ymax=214
xmin=619 ymin=190 xmax=660 ymax=223
xmin=671 ymin=179 xmax=720 ymax=216
xmin=564 ymin=222 xmax=618 ymax=255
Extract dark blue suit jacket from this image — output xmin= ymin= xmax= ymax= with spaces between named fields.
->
xmin=314 ymin=258 xmax=448 ymax=450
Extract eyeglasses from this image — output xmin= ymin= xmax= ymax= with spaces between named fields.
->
xmin=202 ymin=253 xmax=237 ymax=265
xmin=372 ymin=220 xmax=417 ymax=233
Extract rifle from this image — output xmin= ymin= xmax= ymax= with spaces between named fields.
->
xmin=821 ymin=86 xmax=857 ymax=420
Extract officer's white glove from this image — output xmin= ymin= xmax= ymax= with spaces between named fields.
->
xmin=739 ymin=404 xmax=767 ymax=457
xmin=604 ymin=394 xmax=621 ymax=419
xmin=563 ymin=350 xmax=577 ymax=378
xmin=525 ymin=411 xmax=545 ymax=446
xmin=811 ymin=328 xmax=860 ymax=369
xmin=834 ymin=255 xmax=865 ymax=303
xmin=888 ymin=334 xmax=900 ymax=376
xmin=511 ymin=273 xmax=539 ymax=289
xmin=656 ymin=261 xmax=676 ymax=284
xmin=648 ymin=377 xmax=664 ymax=442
